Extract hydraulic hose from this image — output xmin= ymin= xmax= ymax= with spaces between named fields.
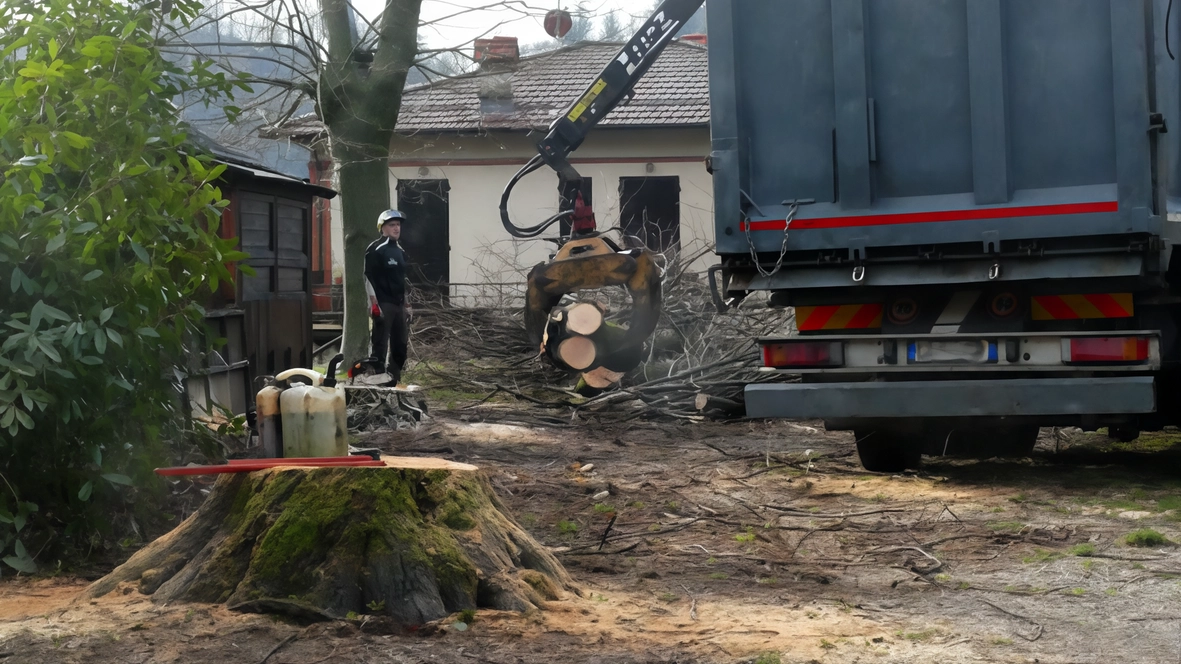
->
xmin=500 ymin=155 xmax=572 ymax=239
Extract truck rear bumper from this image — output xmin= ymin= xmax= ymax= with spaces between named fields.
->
xmin=745 ymin=377 xmax=1156 ymax=420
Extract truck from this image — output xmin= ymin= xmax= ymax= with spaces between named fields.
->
xmin=714 ymin=0 xmax=1181 ymax=471
xmin=505 ymin=0 xmax=1181 ymax=472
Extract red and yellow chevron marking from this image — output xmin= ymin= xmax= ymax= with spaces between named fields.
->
xmin=796 ymin=304 xmax=883 ymax=331
xmin=1031 ymin=293 xmax=1134 ymax=320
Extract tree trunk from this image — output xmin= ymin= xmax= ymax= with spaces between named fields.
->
xmin=81 ymin=460 xmax=572 ymax=625
xmin=318 ymin=0 xmax=424 ymax=363
xmin=335 ymin=131 xmax=393 ymax=362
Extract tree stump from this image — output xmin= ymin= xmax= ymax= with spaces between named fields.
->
xmin=82 ymin=458 xmax=573 ymax=625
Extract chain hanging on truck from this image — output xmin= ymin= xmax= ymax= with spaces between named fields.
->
xmin=744 ymin=199 xmax=801 ymax=279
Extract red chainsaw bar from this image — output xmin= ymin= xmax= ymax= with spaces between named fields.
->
xmin=155 ymin=456 xmax=384 ymax=476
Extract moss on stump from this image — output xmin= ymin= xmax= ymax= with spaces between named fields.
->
xmin=83 ymin=458 xmax=572 ymax=625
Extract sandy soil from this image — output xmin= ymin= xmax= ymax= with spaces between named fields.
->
xmin=5 ymin=413 xmax=1181 ymax=663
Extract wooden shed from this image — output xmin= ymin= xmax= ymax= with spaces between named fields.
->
xmin=186 ymin=133 xmax=338 ymax=418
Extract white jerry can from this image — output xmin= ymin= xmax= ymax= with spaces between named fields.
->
xmin=273 ymin=355 xmax=347 ymax=458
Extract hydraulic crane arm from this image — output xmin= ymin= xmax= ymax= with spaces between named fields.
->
xmin=500 ymin=0 xmax=706 ymax=239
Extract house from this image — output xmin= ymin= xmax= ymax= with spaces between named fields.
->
xmin=185 ymin=131 xmax=338 ymax=417
xmin=276 ymin=36 xmax=711 ymax=308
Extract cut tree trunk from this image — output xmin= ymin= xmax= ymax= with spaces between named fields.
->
xmin=82 ymin=458 xmax=572 ymax=625
xmin=562 ymin=302 xmax=604 ymax=336
xmin=556 ymin=336 xmax=596 ymax=370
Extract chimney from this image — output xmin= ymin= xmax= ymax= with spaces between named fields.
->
xmin=678 ymin=33 xmax=708 ymax=46
xmin=474 ymin=37 xmax=520 ymax=70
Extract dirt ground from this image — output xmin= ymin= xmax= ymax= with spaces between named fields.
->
xmin=5 ymin=409 xmax=1181 ymax=663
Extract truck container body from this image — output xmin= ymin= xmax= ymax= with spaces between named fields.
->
xmin=707 ymin=0 xmax=1181 ymax=469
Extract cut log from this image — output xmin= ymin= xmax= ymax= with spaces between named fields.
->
xmin=580 ymin=367 xmax=626 ymax=390
xmin=564 ymin=302 xmax=604 ymax=336
xmin=81 ymin=458 xmax=572 ymax=625
xmin=556 ymin=336 xmax=596 ymax=370
xmin=695 ymin=392 xmax=745 ymax=417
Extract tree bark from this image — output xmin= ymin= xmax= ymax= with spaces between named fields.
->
xmin=82 ymin=460 xmax=572 ymax=624
xmin=318 ymin=0 xmax=424 ymax=362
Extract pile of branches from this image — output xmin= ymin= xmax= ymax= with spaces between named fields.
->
xmin=407 ymin=247 xmax=797 ymax=421
xmin=344 ymin=386 xmax=430 ymax=433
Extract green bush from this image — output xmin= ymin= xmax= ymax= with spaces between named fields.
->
xmin=0 ymin=0 xmax=248 ymax=572
xmin=1124 ymin=529 xmax=1171 ymax=548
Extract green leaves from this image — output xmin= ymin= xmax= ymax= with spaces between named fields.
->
xmin=3 ymin=540 xmax=37 ymax=574
xmin=0 ymin=0 xmax=241 ymax=568
xmin=101 ymin=473 xmax=132 ymax=486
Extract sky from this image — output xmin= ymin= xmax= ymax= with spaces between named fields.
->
xmin=352 ymin=0 xmax=653 ymax=49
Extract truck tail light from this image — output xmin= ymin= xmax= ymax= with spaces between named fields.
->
xmin=762 ymin=341 xmax=844 ymax=368
xmin=1065 ymin=336 xmax=1150 ymax=364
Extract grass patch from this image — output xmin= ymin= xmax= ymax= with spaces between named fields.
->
xmin=592 ymin=503 xmax=615 ymax=514
xmin=987 ymin=521 xmax=1026 ymax=533
xmin=899 ymin=629 xmax=940 ymax=642
xmin=708 ymin=572 xmax=729 ymax=580
xmin=753 ymin=653 xmax=781 ymax=664
xmin=1068 ymin=543 xmax=1096 ymax=557
xmin=1110 ymin=432 xmax=1181 ymax=453
xmin=1158 ymin=495 xmax=1181 ymax=511
xmin=1124 ymin=528 xmax=1171 ymax=547
xmin=819 ymin=639 xmax=836 ymax=650
xmin=1067 ymin=588 xmax=1087 ymax=596
xmin=734 ymin=527 xmax=756 ymax=543
xmin=1022 ymin=548 xmax=1060 ymax=564
xmin=556 ymin=520 xmax=579 ymax=535
xmin=1104 ymin=498 xmax=1147 ymax=512
xmin=991 ymin=637 xmax=1013 ymax=646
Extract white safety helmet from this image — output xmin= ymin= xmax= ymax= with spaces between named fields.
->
xmin=376 ymin=209 xmax=406 ymax=230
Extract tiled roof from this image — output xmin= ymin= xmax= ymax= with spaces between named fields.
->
xmin=396 ymin=40 xmax=709 ymax=133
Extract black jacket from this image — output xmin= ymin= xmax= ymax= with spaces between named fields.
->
xmin=364 ymin=237 xmax=409 ymax=304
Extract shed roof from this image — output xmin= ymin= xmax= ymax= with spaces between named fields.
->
xmin=189 ymin=129 xmax=336 ymax=199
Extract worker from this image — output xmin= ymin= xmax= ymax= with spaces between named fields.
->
xmin=364 ymin=209 xmax=412 ymax=384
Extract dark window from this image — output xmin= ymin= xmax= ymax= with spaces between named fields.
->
xmin=619 ymin=176 xmax=680 ymax=254
xmin=396 ymin=180 xmax=451 ymax=304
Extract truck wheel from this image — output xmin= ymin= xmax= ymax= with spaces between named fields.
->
xmin=926 ymin=426 xmax=1039 ymax=458
xmin=993 ymin=426 xmax=1040 ymax=457
xmin=1107 ymin=426 xmax=1140 ymax=443
xmin=853 ymin=429 xmax=922 ymax=473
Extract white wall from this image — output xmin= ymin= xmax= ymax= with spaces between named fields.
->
xmin=329 ymin=127 xmax=714 ymax=306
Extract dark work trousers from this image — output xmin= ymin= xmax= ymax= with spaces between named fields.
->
xmin=371 ymin=302 xmax=408 ymax=379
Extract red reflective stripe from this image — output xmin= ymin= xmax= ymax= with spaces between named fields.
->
xmin=741 ymin=201 xmax=1119 ymax=231
xmin=1086 ymin=293 xmax=1132 ymax=318
xmin=847 ymin=304 xmax=883 ymax=329
xmin=1034 ymin=296 xmax=1080 ymax=320
xmin=799 ymin=305 xmax=840 ymax=331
